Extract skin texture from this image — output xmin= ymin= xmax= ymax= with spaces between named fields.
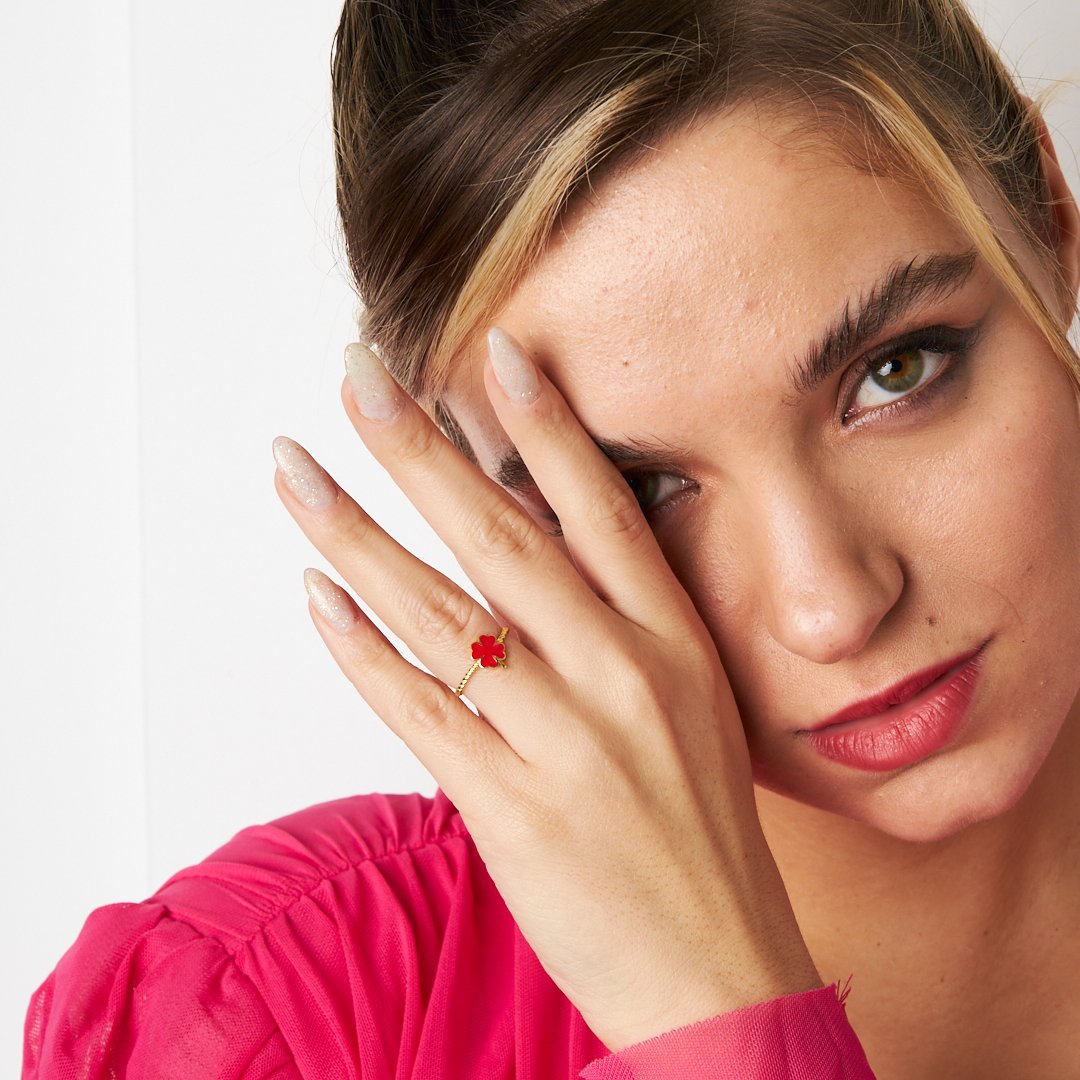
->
xmin=439 ymin=105 xmax=1080 ymax=1074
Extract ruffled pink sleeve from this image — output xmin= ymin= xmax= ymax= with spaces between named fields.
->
xmin=22 ymin=900 xmax=299 ymax=1080
xmin=578 ymin=981 xmax=876 ymax=1079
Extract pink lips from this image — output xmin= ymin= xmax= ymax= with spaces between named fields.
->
xmin=799 ymin=641 xmax=990 ymax=772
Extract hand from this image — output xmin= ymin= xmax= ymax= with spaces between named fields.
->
xmin=271 ymin=328 xmax=822 ymax=1051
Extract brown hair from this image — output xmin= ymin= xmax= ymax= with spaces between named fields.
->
xmin=330 ymin=0 xmax=1077 ymax=456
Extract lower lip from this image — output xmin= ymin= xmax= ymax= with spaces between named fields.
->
xmin=801 ymin=645 xmax=989 ymax=772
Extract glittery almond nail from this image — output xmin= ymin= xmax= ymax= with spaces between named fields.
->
xmin=272 ymin=436 xmax=337 ymax=510
xmin=344 ymin=342 xmax=404 ymax=422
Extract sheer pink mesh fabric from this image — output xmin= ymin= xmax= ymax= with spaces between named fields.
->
xmin=23 ymin=791 xmax=875 ymax=1078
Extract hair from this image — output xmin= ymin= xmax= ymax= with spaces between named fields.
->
xmin=330 ymin=0 xmax=1078 ymax=459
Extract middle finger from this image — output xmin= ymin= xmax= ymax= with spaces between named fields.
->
xmin=337 ymin=342 xmax=618 ymax=673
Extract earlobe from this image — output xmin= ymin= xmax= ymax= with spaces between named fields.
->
xmin=1022 ymin=95 xmax=1080 ymax=315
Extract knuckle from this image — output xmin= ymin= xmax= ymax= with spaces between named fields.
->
xmin=347 ymin=627 xmax=387 ymax=671
xmin=400 ymin=683 xmax=458 ymax=737
xmin=392 ymin=417 xmax=440 ymax=468
xmin=610 ymin=649 xmax=669 ymax=715
xmin=408 ymin=579 xmax=475 ymax=647
xmin=585 ymin=486 xmax=647 ymax=542
xmin=468 ymin=501 xmax=542 ymax=564
xmin=326 ymin=502 xmax=377 ymax=549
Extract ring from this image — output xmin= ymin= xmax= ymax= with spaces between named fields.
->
xmin=453 ymin=627 xmax=510 ymax=697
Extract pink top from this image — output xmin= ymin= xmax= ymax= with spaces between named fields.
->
xmin=23 ymin=790 xmax=876 ymax=1078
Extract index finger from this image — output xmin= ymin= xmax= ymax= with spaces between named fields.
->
xmin=483 ymin=326 xmax=703 ymax=636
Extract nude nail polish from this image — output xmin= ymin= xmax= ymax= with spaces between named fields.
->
xmin=303 ymin=568 xmax=357 ymax=633
xmin=487 ymin=327 xmax=540 ymax=403
xmin=272 ymin=436 xmax=337 ymax=510
xmin=344 ymin=342 xmax=404 ymax=422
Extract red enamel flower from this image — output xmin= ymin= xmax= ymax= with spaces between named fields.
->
xmin=471 ymin=635 xmax=506 ymax=668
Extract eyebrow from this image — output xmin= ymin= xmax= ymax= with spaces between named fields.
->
xmin=789 ymin=247 xmax=979 ymax=398
xmin=489 ymin=247 xmax=980 ymax=494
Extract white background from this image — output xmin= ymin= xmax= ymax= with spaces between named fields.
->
xmin=3 ymin=1 xmax=1078 ymax=1072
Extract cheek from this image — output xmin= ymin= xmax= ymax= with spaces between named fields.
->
xmin=935 ymin=372 xmax=1080 ymax=777
xmin=651 ymin=508 xmax=765 ymax=728
xmin=913 ymin=359 xmax=1080 ymax=645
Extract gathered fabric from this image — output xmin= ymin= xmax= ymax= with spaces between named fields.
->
xmin=23 ymin=790 xmax=875 ymax=1079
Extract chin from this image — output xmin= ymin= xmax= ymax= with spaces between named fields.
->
xmin=751 ymin=718 xmax=1066 ymax=846
xmin=872 ymin=729 xmax=1066 ymax=844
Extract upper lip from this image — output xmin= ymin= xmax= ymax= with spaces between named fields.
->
xmin=802 ymin=641 xmax=987 ymax=732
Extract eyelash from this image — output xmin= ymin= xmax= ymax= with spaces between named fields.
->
xmin=531 ymin=471 xmax=693 ymax=539
xmin=535 ymin=323 xmax=980 ymax=537
xmin=620 ymin=471 xmax=696 ymax=523
xmin=841 ymin=323 xmax=979 ymax=426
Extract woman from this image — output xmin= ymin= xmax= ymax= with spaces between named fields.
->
xmin=23 ymin=0 xmax=1080 ymax=1076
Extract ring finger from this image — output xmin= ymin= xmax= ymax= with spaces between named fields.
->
xmin=301 ymin=565 xmax=523 ymax=820
xmin=271 ymin=435 xmax=563 ymax=756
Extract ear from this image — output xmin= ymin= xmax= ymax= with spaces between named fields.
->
xmin=1021 ymin=94 xmax=1080 ymax=320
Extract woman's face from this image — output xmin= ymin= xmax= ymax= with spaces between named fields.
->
xmin=440 ymin=104 xmax=1080 ymax=843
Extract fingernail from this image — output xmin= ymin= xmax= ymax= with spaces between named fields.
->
xmin=344 ymin=342 xmax=404 ymax=422
xmin=272 ymin=436 xmax=337 ymax=510
xmin=303 ymin=568 xmax=358 ymax=633
xmin=487 ymin=327 xmax=539 ymax=404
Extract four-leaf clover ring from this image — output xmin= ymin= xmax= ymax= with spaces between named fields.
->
xmin=453 ymin=627 xmax=510 ymax=697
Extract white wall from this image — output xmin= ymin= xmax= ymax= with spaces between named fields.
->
xmin=4 ymin=0 xmax=1078 ymax=1073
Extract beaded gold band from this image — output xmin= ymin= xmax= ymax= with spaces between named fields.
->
xmin=453 ymin=627 xmax=510 ymax=697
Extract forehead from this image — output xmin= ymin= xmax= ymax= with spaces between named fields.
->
xmin=443 ymin=104 xmax=966 ymax=436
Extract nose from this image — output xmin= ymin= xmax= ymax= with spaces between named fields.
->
xmin=746 ymin=478 xmax=904 ymax=665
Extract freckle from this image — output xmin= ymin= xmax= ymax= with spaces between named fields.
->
xmin=927 ymin=615 xmax=936 ymax=626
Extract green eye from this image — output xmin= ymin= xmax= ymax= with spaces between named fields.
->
xmin=871 ymin=350 xmax=926 ymax=392
xmin=852 ymin=347 xmax=945 ymax=411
